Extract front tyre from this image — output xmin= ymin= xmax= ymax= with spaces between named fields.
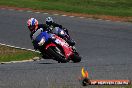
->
xmin=72 ymin=53 xmax=81 ymax=63
xmin=46 ymin=47 xmax=67 ymax=63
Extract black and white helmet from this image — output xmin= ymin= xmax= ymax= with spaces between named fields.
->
xmin=46 ymin=17 xmax=54 ymax=26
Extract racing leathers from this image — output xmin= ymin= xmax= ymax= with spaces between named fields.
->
xmin=30 ymin=24 xmax=49 ymax=50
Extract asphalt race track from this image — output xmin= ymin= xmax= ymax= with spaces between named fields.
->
xmin=0 ymin=8 xmax=132 ymax=88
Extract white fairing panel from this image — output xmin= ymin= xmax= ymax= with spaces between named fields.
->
xmin=32 ymin=28 xmax=43 ymax=40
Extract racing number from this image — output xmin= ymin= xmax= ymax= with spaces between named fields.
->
xmin=55 ymin=39 xmax=68 ymax=47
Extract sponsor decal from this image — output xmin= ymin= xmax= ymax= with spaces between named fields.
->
xmin=79 ymin=67 xmax=131 ymax=86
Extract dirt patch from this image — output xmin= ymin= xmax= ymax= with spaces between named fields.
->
xmin=0 ymin=6 xmax=132 ymax=22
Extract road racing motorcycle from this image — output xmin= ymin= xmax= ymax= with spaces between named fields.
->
xmin=32 ymin=28 xmax=81 ymax=63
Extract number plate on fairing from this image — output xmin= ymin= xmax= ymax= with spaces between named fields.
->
xmin=55 ymin=39 xmax=69 ymax=47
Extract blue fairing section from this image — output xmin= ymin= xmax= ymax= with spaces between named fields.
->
xmin=35 ymin=32 xmax=50 ymax=43
xmin=54 ymin=27 xmax=66 ymax=37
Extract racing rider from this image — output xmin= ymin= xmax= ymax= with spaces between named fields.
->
xmin=27 ymin=18 xmax=49 ymax=50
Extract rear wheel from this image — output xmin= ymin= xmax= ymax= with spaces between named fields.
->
xmin=46 ymin=47 xmax=68 ymax=63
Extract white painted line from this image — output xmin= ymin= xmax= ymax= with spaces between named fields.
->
xmin=69 ymin=16 xmax=75 ymax=18
xmin=8 ymin=9 xmax=14 ymax=11
xmin=0 ymin=43 xmax=40 ymax=53
xmin=27 ymin=10 xmax=32 ymax=13
xmin=79 ymin=17 xmax=85 ymax=19
xmin=98 ymin=19 xmax=103 ymax=21
xmin=0 ymin=59 xmax=34 ymax=64
xmin=116 ymin=21 xmax=122 ymax=23
xmin=18 ymin=10 xmax=23 ymax=12
xmin=1 ymin=62 xmax=12 ymax=64
xmin=61 ymin=15 xmax=67 ymax=17
xmin=0 ymin=57 xmax=41 ymax=64
xmin=87 ymin=18 xmax=93 ymax=20
xmin=43 ymin=13 xmax=48 ymax=14
xmin=106 ymin=20 xmax=111 ymax=22
xmin=53 ymin=14 xmax=59 ymax=16
xmin=35 ymin=12 xmax=40 ymax=14
xmin=11 ymin=59 xmax=34 ymax=63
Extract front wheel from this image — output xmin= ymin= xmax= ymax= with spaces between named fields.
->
xmin=46 ymin=47 xmax=68 ymax=63
xmin=71 ymin=53 xmax=81 ymax=63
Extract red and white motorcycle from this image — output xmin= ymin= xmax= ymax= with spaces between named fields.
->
xmin=32 ymin=29 xmax=81 ymax=63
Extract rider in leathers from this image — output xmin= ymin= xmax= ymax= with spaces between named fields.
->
xmin=27 ymin=18 xmax=49 ymax=50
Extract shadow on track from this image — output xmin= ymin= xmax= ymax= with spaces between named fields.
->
xmin=38 ymin=62 xmax=55 ymax=64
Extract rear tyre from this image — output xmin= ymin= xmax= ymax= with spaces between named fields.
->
xmin=46 ymin=47 xmax=67 ymax=63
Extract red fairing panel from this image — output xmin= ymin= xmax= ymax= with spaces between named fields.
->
xmin=45 ymin=43 xmax=56 ymax=49
xmin=54 ymin=35 xmax=73 ymax=59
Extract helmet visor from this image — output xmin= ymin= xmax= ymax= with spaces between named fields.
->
xmin=28 ymin=25 xmax=35 ymax=32
xmin=46 ymin=21 xmax=52 ymax=26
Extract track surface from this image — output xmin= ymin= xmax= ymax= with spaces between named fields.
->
xmin=0 ymin=9 xmax=132 ymax=88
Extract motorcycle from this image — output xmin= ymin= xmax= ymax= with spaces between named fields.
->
xmin=32 ymin=28 xmax=81 ymax=63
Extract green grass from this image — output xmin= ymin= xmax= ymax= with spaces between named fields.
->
xmin=0 ymin=0 xmax=132 ymax=17
xmin=0 ymin=45 xmax=40 ymax=62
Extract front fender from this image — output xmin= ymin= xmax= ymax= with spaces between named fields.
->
xmin=45 ymin=43 xmax=56 ymax=50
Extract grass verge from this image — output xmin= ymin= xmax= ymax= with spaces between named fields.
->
xmin=0 ymin=0 xmax=132 ymax=17
xmin=0 ymin=45 xmax=40 ymax=62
